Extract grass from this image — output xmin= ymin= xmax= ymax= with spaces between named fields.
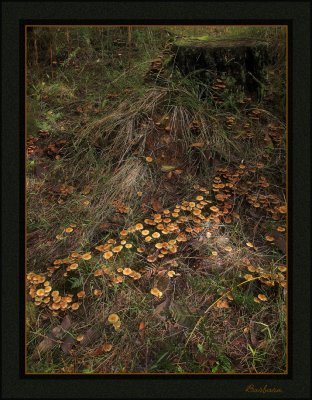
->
xmin=26 ymin=26 xmax=287 ymax=374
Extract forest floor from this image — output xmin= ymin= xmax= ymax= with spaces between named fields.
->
xmin=26 ymin=26 xmax=287 ymax=374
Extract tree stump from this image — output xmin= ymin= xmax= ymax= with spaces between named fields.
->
xmin=171 ymin=38 xmax=269 ymax=95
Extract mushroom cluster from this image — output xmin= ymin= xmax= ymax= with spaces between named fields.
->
xmin=26 ymin=272 xmax=82 ymax=315
xmin=28 ymin=165 xmax=287 ymax=314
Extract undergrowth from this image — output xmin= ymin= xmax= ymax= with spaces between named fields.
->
xmin=26 ymin=25 xmax=287 ymax=374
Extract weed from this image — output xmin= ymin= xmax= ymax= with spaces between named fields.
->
xmin=26 ymin=25 xmax=287 ymax=374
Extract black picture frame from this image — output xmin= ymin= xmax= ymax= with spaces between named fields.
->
xmin=1 ymin=1 xmax=311 ymax=399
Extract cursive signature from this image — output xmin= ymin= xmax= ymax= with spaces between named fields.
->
xmin=245 ymin=384 xmax=283 ymax=393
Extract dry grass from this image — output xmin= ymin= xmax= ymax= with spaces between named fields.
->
xmin=26 ymin=26 xmax=286 ymax=374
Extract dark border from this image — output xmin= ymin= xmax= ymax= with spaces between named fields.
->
xmin=2 ymin=1 xmax=311 ymax=399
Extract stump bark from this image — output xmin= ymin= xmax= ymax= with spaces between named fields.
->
xmin=171 ymin=38 xmax=269 ymax=94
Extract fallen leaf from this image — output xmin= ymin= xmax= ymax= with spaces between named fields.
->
xmin=151 ymin=197 xmax=162 ymax=212
xmin=272 ymin=231 xmax=286 ymax=254
xmin=79 ymin=328 xmax=97 ymax=346
xmin=61 ymin=315 xmax=72 ymax=331
xmin=32 ymin=337 xmax=54 ymax=360
xmin=61 ymin=335 xmax=75 ymax=354
xmin=32 ymin=315 xmax=72 ymax=360
xmin=264 ymin=133 xmax=274 ymax=149
xmin=154 ymin=298 xmax=170 ymax=321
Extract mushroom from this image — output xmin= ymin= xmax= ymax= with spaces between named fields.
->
xmin=82 ymin=253 xmax=92 ymax=260
xmin=103 ymin=251 xmax=113 ymax=259
xmin=102 ymin=343 xmax=113 ymax=352
xmin=71 ymin=302 xmax=80 ymax=310
xmin=36 ymin=289 xmax=45 ymax=297
xmin=112 ymin=245 xmax=123 ymax=253
xmin=150 ymin=288 xmax=163 ymax=298
xmin=123 ymin=268 xmax=132 ymax=276
xmin=108 ymin=313 xmax=119 ymax=324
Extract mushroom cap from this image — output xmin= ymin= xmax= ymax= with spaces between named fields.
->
xmin=51 ymin=303 xmax=61 ymax=310
xmin=82 ymin=253 xmax=92 ymax=260
xmin=63 ymin=296 xmax=73 ymax=303
xmin=150 ymin=288 xmax=163 ymax=298
xmin=132 ymin=272 xmax=141 ymax=280
xmin=103 ymin=251 xmax=113 ymax=259
xmin=94 ymin=269 xmax=103 ymax=277
xmin=278 ymin=205 xmax=287 ymax=214
xmin=108 ymin=313 xmax=119 ymax=323
xmin=265 ymin=235 xmax=274 ymax=242
xmin=152 ymin=232 xmax=160 ymax=239
xmin=36 ymin=289 xmax=45 ymax=297
xmin=112 ymin=245 xmax=123 ymax=253
xmin=123 ymin=268 xmax=132 ymax=276
xmin=102 ymin=343 xmax=113 ymax=352
xmin=37 ymin=276 xmax=46 ymax=283
xmin=258 ymin=294 xmax=268 ymax=301
xmin=156 ymin=223 xmax=164 ymax=230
